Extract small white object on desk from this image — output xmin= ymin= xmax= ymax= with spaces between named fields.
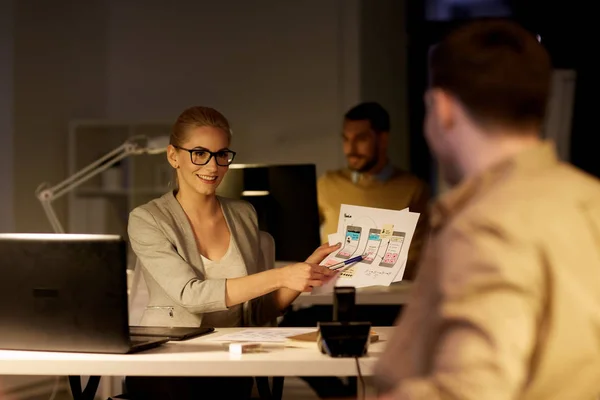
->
xmin=229 ymin=342 xmax=262 ymax=355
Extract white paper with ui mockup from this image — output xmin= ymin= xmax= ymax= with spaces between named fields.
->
xmin=314 ymin=204 xmax=420 ymax=294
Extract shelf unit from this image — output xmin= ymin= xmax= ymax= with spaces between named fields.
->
xmin=67 ymin=120 xmax=173 ymax=260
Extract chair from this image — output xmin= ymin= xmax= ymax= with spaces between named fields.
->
xmin=244 ymin=230 xmax=277 ymax=327
xmin=127 ymin=259 xmax=149 ymax=326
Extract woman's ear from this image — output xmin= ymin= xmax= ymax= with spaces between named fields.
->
xmin=166 ymin=145 xmax=179 ymax=169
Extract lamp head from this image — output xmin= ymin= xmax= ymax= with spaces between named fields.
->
xmin=145 ymin=136 xmax=169 ymax=154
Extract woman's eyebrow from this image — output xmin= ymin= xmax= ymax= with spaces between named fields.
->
xmin=190 ymin=146 xmax=230 ymax=152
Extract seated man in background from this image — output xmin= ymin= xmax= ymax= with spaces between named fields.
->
xmin=281 ymin=103 xmax=430 ymax=398
xmin=318 ymin=102 xmax=430 ymax=280
xmin=373 ymin=19 xmax=600 ymax=400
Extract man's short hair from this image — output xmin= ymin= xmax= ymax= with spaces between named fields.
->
xmin=429 ymin=19 xmax=552 ymax=130
xmin=344 ymin=102 xmax=390 ymax=133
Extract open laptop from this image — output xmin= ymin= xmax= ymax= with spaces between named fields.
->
xmin=0 ymin=233 xmax=169 ymax=354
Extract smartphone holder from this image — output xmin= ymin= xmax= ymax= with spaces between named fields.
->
xmin=317 ymin=286 xmax=371 ymax=357
xmin=333 ymin=286 xmax=356 ymax=322
xmin=317 ymin=321 xmax=371 ymax=357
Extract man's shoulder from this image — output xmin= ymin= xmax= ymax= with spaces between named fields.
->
xmin=391 ymin=168 xmax=427 ymax=184
xmin=456 ymin=163 xmax=600 ymax=235
xmin=387 ymin=169 xmax=429 ymax=195
xmin=317 ymin=169 xmax=352 ymax=191
xmin=491 ymin=163 xmax=599 ymax=205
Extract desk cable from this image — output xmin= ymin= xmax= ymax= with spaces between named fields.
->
xmin=47 ymin=376 xmax=60 ymax=400
xmin=68 ymin=375 xmax=101 ymax=400
xmin=355 ymin=357 xmax=365 ymax=400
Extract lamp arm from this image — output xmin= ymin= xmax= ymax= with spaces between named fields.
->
xmin=38 ymin=141 xmax=139 ymax=203
xmin=35 ymin=134 xmax=167 ymax=233
xmin=35 ymin=139 xmax=143 ymax=233
xmin=53 ymin=146 xmax=135 ymax=200
xmin=40 ymin=198 xmax=66 ymax=234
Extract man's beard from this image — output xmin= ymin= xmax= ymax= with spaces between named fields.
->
xmin=348 ymin=153 xmax=379 ymax=173
xmin=348 ymin=141 xmax=380 ymax=173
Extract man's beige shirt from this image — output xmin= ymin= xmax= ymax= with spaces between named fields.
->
xmin=374 ymin=142 xmax=600 ymax=400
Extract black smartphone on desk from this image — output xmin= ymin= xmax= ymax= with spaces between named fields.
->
xmin=129 ymin=326 xmax=215 ymax=341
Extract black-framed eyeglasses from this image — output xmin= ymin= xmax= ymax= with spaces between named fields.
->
xmin=173 ymin=146 xmax=236 ymax=166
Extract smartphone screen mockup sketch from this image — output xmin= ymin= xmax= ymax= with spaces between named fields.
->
xmin=337 ymin=225 xmax=362 ymax=259
xmin=361 ymin=228 xmax=382 ymax=264
xmin=379 ymin=231 xmax=405 ymax=268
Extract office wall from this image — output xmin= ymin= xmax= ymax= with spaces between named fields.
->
xmin=0 ymin=0 xmax=14 ymax=233
xmin=106 ymin=0 xmax=360 ymax=176
xmin=11 ymin=0 xmax=417 ymax=234
xmin=8 ymin=6 xmax=109 ymax=392
xmin=9 ymin=0 xmax=360 ymax=233
xmin=360 ymin=0 xmax=410 ymax=170
xmin=12 ymin=0 xmax=111 ymax=233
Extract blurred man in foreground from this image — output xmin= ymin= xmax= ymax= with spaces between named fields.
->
xmin=373 ymin=19 xmax=600 ymax=400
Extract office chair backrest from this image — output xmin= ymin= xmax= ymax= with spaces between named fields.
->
xmin=258 ymin=230 xmax=275 ymax=271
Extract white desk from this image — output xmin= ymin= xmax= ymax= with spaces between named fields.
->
xmin=0 ymin=327 xmax=393 ymax=378
xmin=292 ymin=282 xmax=412 ymax=308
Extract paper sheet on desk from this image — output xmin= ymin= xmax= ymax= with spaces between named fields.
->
xmin=315 ymin=204 xmax=419 ymax=294
xmin=207 ymin=328 xmax=317 ymax=343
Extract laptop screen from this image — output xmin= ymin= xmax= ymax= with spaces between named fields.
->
xmin=0 ymin=233 xmax=132 ymax=353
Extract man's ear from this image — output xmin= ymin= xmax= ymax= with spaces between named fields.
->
xmin=378 ymin=130 xmax=390 ymax=149
xmin=166 ymin=145 xmax=179 ymax=169
xmin=430 ymin=89 xmax=455 ymax=132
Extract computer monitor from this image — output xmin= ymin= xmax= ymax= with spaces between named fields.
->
xmin=217 ymin=163 xmax=321 ymax=262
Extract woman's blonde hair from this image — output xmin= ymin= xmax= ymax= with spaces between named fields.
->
xmin=170 ymin=106 xmax=232 ymax=146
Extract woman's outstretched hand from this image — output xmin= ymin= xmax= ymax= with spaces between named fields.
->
xmin=279 ymin=262 xmax=337 ymax=292
xmin=278 ymin=242 xmax=341 ymax=292
xmin=306 ymin=242 xmax=342 ymax=264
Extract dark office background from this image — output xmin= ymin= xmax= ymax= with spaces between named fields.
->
xmin=407 ymin=0 xmax=598 ymax=184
